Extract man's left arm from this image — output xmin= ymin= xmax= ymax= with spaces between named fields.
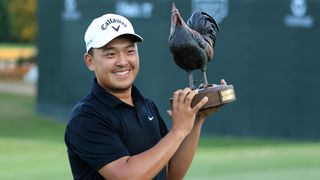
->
xmin=166 ymin=79 xmax=227 ymax=180
xmin=166 ymin=107 xmax=218 ymax=180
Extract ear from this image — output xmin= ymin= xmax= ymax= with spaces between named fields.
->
xmin=84 ymin=53 xmax=95 ymax=71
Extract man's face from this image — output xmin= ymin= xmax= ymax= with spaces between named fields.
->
xmin=85 ymin=36 xmax=140 ymax=94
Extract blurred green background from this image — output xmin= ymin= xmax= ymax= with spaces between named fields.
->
xmin=1 ymin=93 xmax=320 ymax=179
xmin=35 ymin=0 xmax=320 ymax=139
xmin=1 ymin=0 xmax=320 ymax=179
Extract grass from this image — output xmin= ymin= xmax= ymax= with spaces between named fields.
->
xmin=187 ymin=138 xmax=320 ymax=180
xmin=1 ymin=92 xmax=320 ymax=179
xmin=0 ymin=93 xmax=72 ymax=179
xmin=0 ymin=43 xmax=35 ymax=48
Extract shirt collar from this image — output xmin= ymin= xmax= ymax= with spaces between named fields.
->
xmin=91 ymin=78 xmax=145 ymax=108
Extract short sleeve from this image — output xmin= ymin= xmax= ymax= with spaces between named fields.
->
xmin=66 ymin=111 xmax=130 ymax=171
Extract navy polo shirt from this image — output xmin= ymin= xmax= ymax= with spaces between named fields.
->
xmin=65 ymin=78 xmax=168 ymax=180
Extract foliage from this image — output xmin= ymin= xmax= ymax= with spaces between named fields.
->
xmin=8 ymin=0 xmax=37 ymax=42
xmin=0 ymin=0 xmax=37 ymax=42
xmin=0 ymin=0 xmax=10 ymax=41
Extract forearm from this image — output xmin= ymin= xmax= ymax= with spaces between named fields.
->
xmin=99 ymin=130 xmax=187 ymax=179
xmin=167 ymin=119 xmax=204 ymax=179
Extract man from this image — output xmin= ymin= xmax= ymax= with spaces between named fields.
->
xmin=65 ymin=13 xmax=226 ymax=180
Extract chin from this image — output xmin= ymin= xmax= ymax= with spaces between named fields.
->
xmin=117 ymin=85 xmax=131 ymax=91
xmin=112 ymin=82 xmax=133 ymax=92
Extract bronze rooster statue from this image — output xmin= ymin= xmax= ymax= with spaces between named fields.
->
xmin=169 ymin=3 xmax=220 ymax=89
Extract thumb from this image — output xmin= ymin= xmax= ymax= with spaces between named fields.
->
xmin=167 ymin=110 xmax=172 ymax=118
xmin=193 ymin=96 xmax=208 ymax=112
xmin=221 ymin=79 xmax=227 ymax=85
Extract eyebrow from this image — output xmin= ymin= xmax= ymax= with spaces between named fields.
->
xmin=102 ymin=43 xmax=136 ymax=51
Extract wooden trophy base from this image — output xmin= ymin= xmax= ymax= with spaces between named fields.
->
xmin=170 ymin=85 xmax=236 ymax=110
xmin=191 ymin=85 xmax=236 ymax=109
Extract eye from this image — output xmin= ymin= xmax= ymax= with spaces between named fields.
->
xmin=106 ymin=52 xmax=115 ymax=57
xmin=103 ymin=51 xmax=115 ymax=58
xmin=127 ymin=48 xmax=136 ymax=54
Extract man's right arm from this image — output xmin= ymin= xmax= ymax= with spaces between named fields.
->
xmin=98 ymin=88 xmax=207 ymax=179
xmin=99 ymin=129 xmax=186 ymax=179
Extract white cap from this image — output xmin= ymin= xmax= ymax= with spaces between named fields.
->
xmin=84 ymin=13 xmax=143 ymax=52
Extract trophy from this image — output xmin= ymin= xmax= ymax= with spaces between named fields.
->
xmin=168 ymin=3 xmax=236 ymax=109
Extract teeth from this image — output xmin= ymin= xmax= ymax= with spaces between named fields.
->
xmin=114 ymin=70 xmax=129 ymax=76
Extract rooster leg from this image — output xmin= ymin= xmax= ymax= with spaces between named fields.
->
xmin=188 ymin=71 xmax=195 ymax=89
xmin=200 ymin=68 xmax=209 ymax=88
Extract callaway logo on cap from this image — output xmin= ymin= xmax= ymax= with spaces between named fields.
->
xmin=84 ymin=13 xmax=143 ymax=52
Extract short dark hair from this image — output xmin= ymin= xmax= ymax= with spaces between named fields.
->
xmin=88 ymin=48 xmax=94 ymax=57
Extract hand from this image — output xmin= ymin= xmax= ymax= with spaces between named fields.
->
xmin=167 ymin=87 xmax=208 ymax=136
xmin=196 ymin=79 xmax=227 ymax=122
xmin=196 ymin=105 xmax=223 ymax=122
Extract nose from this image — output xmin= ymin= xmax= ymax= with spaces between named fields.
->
xmin=115 ymin=52 xmax=128 ymax=66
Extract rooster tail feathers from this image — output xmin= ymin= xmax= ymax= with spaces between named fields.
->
xmin=204 ymin=12 xmax=220 ymax=47
xmin=187 ymin=11 xmax=220 ymax=34
xmin=201 ymin=12 xmax=220 ymax=33
xmin=187 ymin=11 xmax=220 ymax=47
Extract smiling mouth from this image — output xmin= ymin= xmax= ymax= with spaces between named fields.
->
xmin=113 ymin=70 xmax=130 ymax=76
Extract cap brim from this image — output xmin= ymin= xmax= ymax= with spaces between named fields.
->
xmin=88 ymin=33 xmax=143 ymax=52
xmin=121 ymin=33 xmax=143 ymax=43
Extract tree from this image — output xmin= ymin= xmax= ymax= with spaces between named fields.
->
xmin=0 ymin=0 xmax=10 ymax=42
xmin=9 ymin=0 xmax=37 ymax=42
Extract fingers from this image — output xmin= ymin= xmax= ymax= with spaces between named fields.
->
xmin=185 ymin=89 xmax=198 ymax=105
xmin=221 ymin=79 xmax=227 ymax=85
xmin=193 ymin=96 xmax=208 ymax=112
xmin=172 ymin=89 xmax=182 ymax=108
xmin=172 ymin=87 xmax=198 ymax=108
xmin=196 ymin=105 xmax=219 ymax=120
xmin=167 ymin=110 xmax=172 ymax=118
xmin=180 ymin=87 xmax=192 ymax=104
